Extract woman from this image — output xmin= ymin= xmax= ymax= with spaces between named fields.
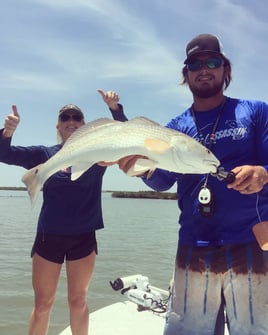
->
xmin=0 ymin=90 xmax=127 ymax=335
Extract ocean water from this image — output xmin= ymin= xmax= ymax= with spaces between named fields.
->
xmin=0 ymin=190 xmax=179 ymax=335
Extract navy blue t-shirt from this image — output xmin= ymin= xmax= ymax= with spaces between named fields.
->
xmin=0 ymin=107 xmax=127 ymax=235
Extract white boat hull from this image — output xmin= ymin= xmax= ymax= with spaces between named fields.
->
xmin=59 ymin=274 xmax=229 ymax=334
xmin=58 ymin=300 xmax=230 ymax=335
xmin=58 ymin=300 xmax=165 ymax=335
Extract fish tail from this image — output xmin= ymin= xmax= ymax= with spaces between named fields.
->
xmin=21 ymin=164 xmax=44 ymax=208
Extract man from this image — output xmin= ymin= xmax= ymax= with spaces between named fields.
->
xmin=118 ymin=34 xmax=268 ymax=335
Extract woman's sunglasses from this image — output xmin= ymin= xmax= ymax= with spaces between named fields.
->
xmin=59 ymin=113 xmax=83 ymax=122
xmin=186 ymin=57 xmax=223 ymax=72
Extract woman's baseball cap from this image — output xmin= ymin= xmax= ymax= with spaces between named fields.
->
xmin=59 ymin=104 xmax=84 ymax=118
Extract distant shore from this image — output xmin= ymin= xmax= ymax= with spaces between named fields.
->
xmin=0 ymin=186 xmax=27 ymax=191
xmin=0 ymin=187 xmax=177 ymax=200
xmin=111 ymin=190 xmax=177 ymax=200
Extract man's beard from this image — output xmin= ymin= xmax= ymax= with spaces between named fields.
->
xmin=188 ymin=80 xmax=224 ymax=98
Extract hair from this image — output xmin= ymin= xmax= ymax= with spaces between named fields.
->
xmin=57 ymin=129 xmax=63 ymax=144
xmin=181 ymin=56 xmax=232 ymax=90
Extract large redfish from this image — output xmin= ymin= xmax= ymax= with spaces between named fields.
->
xmin=22 ymin=117 xmax=220 ymax=206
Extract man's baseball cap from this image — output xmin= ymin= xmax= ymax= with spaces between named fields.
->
xmin=59 ymin=104 xmax=84 ymax=118
xmin=184 ymin=34 xmax=226 ymax=64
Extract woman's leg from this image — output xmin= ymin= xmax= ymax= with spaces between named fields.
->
xmin=28 ymin=253 xmax=62 ymax=335
xmin=66 ymin=251 xmax=96 ymax=335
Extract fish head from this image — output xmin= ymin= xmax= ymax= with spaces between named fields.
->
xmin=170 ymin=134 xmax=220 ymax=174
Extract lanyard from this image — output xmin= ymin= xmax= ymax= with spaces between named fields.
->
xmin=191 ymin=99 xmax=227 ymax=217
xmin=192 ymin=105 xmax=220 ymax=215
xmin=190 ymin=99 xmax=226 ymax=149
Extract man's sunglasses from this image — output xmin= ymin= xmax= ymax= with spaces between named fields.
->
xmin=59 ymin=113 xmax=83 ymax=122
xmin=186 ymin=57 xmax=223 ymax=72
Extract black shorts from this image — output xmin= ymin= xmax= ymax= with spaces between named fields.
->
xmin=31 ymin=232 xmax=98 ymax=264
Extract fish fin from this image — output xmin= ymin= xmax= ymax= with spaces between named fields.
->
xmin=126 ymin=158 xmax=157 ymax=177
xmin=130 ymin=116 xmax=161 ymax=127
xmin=70 ymin=163 xmax=94 ymax=181
xmin=146 ymin=168 xmax=156 ymax=179
xmin=144 ymin=138 xmax=171 ymax=153
xmin=21 ymin=164 xmax=43 ymax=208
xmin=86 ymin=117 xmax=119 ymax=127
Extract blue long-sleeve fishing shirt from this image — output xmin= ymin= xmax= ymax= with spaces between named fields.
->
xmin=143 ymin=97 xmax=268 ymax=246
xmin=0 ymin=107 xmax=127 ymax=235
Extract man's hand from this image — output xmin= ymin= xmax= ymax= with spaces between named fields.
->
xmin=98 ymin=156 xmax=143 ymax=172
xmin=118 ymin=155 xmax=144 ymax=174
xmin=97 ymin=89 xmax=120 ymax=111
xmin=98 ymin=155 xmax=151 ymax=177
xmin=3 ymin=105 xmax=20 ymax=138
xmin=227 ymin=165 xmax=268 ymax=194
xmin=98 ymin=161 xmax=118 ymax=167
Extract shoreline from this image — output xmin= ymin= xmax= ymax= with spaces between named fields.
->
xmin=0 ymin=187 xmax=177 ymax=200
xmin=0 ymin=186 xmax=27 ymax=191
xmin=111 ymin=191 xmax=177 ymax=200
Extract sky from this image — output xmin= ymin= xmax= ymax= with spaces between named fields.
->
xmin=0 ymin=0 xmax=267 ymax=191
